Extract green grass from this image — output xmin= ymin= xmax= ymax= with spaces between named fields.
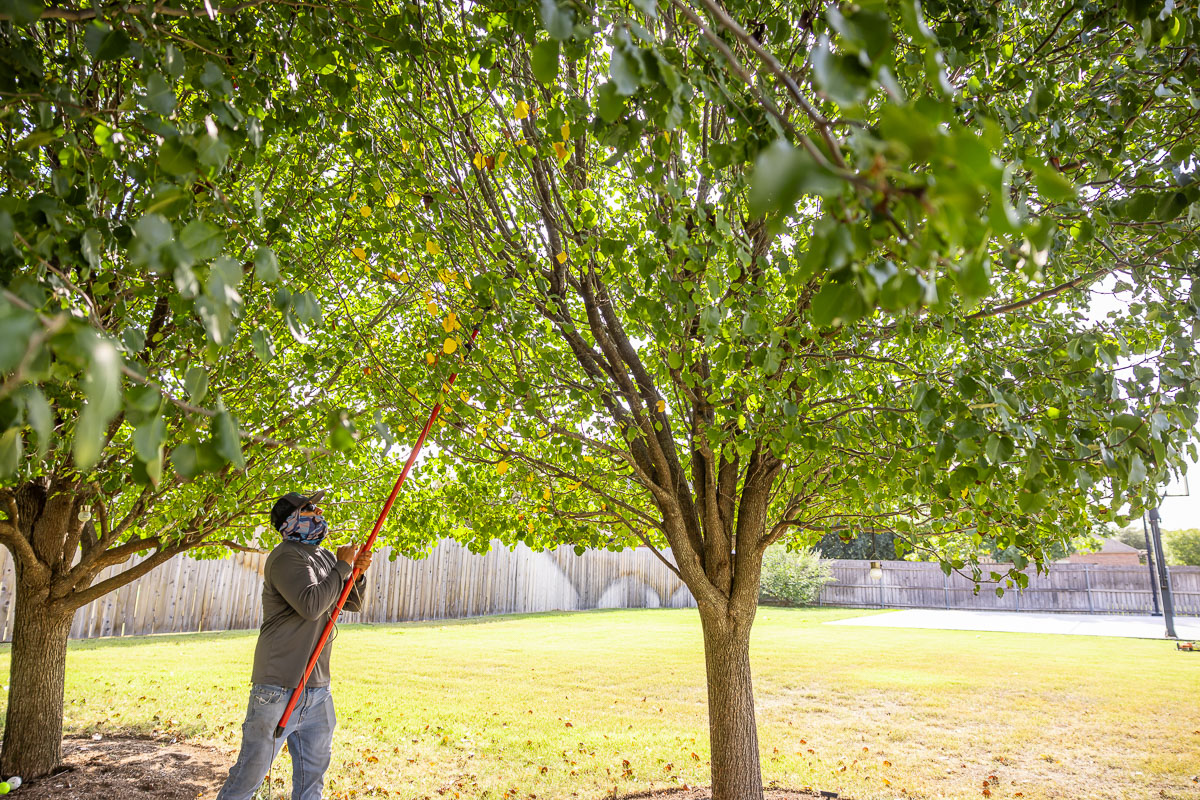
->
xmin=2 ymin=607 xmax=1196 ymax=800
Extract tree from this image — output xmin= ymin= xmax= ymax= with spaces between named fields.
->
xmin=335 ymin=1 xmax=1200 ymax=798
xmin=1166 ymin=529 xmax=1200 ymax=566
xmin=0 ymin=4 xmax=430 ymax=777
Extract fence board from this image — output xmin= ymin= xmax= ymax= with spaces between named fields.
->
xmin=12 ymin=546 xmax=1194 ymax=644
xmin=819 ymin=560 xmax=1200 ymax=615
xmin=0 ymin=541 xmax=698 ymax=641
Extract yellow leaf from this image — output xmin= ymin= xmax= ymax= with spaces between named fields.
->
xmin=387 ymin=269 xmax=401 ymax=281
xmin=459 ymin=391 xmax=470 ymax=403
xmin=426 ymin=239 xmax=442 ymax=256
xmin=386 ymin=193 xmax=400 ymax=208
xmin=443 ymin=337 xmax=457 ymax=354
xmin=400 ymin=140 xmax=411 ymax=154
xmin=553 ymin=141 xmax=568 ymax=160
xmin=556 ymin=251 xmax=567 ymax=264
xmin=425 ymin=352 xmax=436 ymax=365
xmin=472 ymin=151 xmax=485 ymax=169
xmin=656 ymin=400 xmax=665 ymax=412
xmin=426 ymin=301 xmax=438 ymax=316
xmin=349 ymin=191 xmax=357 ymax=203
xmin=352 ymin=247 xmax=367 ymax=261
xmin=561 ymin=122 xmax=571 ymax=140
xmin=360 ymin=205 xmax=372 ymax=217
xmin=514 ymin=100 xmax=530 ymax=119
xmin=542 ymin=488 xmax=552 ymax=501
xmin=496 ymin=461 xmax=511 ymax=475
xmin=663 ymin=131 xmax=671 ymax=143
xmin=583 ymin=455 xmax=594 ymax=463
xmin=515 ymin=139 xmax=527 ymax=147
xmin=496 ymin=151 xmax=508 ymax=168
xmin=399 ymin=271 xmax=410 ymax=283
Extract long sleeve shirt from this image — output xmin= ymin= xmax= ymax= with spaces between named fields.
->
xmin=250 ymin=539 xmax=365 ymax=688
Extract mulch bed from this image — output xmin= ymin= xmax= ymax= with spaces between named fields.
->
xmin=613 ymin=790 xmax=835 ymax=799
xmin=14 ymin=734 xmax=232 ymax=800
xmin=12 ymin=735 xmax=840 ymax=800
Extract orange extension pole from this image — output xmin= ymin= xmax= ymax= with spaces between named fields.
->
xmin=275 ymin=322 xmax=482 ymax=737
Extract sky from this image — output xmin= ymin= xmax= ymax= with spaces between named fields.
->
xmin=1147 ymin=456 xmax=1199 ymax=530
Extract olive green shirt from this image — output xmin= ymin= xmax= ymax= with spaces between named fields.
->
xmin=250 ymin=539 xmax=365 ymax=688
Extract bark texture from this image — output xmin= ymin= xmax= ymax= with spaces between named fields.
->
xmin=699 ymin=606 xmax=762 ymax=800
xmin=1 ymin=584 xmax=73 ymax=778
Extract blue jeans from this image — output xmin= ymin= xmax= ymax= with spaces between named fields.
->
xmin=216 ymin=684 xmax=336 ymax=800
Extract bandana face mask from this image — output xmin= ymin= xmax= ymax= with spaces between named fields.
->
xmin=280 ymin=508 xmax=329 ymax=545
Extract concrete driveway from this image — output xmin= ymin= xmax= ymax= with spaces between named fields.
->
xmin=827 ymin=608 xmax=1200 ymax=640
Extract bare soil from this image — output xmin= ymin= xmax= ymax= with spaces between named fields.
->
xmin=14 ymin=734 xmax=232 ymax=800
xmin=12 ymin=736 xmax=839 ymax=800
xmin=614 ymin=789 xmax=837 ymax=799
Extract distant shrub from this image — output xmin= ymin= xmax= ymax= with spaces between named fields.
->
xmin=1166 ymin=529 xmax=1200 ymax=566
xmin=759 ymin=547 xmax=834 ymax=606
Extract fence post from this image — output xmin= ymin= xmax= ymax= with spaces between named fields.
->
xmin=1084 ymin=564 xmax=1094 ymax=613
xmin=943 ymin=571 xmax=950 ymax=609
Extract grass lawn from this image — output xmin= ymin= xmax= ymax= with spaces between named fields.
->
xmin=1 ymin=607 xmax=1196 ymax=800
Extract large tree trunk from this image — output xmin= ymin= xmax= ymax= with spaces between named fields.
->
xmin=698 ymin=602 xmax=763 ymax=800
xmin=1 ymin=578 xmax=73 ymax=778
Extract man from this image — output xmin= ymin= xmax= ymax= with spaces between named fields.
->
xmin=217 ymin=490 xmax=373 ymax=800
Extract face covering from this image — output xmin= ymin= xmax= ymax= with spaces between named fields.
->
xmin=280 ymin=508 xmax=328 ymax=545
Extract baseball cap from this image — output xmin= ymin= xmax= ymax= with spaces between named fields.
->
xmin=270 ymin=490 xmax=326 ymax=531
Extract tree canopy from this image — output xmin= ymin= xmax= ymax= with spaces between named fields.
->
xmin=3 ymin=0 xmax=1199 ymax=795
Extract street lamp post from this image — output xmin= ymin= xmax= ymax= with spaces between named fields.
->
xmin=1147 ymin=507 xmax=1177 ymax=639
xmin=1141 ymin=514 xmax=1161 ymax=616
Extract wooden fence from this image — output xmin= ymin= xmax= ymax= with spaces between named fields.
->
xmin=819 ymin=559 xmax=1200 ymax=615
xmin=5 ymin=548 xmax=1197 ymax=642
xmin=0 ymin=540 xmax=695 ymax=642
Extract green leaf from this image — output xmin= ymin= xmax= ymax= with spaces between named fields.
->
xmin=596 ymin=82 xmax=626 ymax=123
xmin=73 ymin=339 xmax=122 ymax=471
xmin=610 ymin=45 xmax=640 ymax=96
xmin=213 ymin=409 xmax=246 ymax=469
xmin=1127 ymin=453 xmax=1147 ymax=485
xmin=80 ymin=228 xmax=103 ymax=270
xmin=171 ymin=442 xmax=200 ymax=479
xmin=955 ymin=252 xmax=991 ymax=300
xmin=539 ymin=0 xmax=575 ymax=40
xmin=0 ymin=428 xmax=23 ymax=478
xmin=293 ymin=291 xmax=323 ymax=326
xmin=180 ymin=219 xmax=224 ymax=261
xmin=0 ymin=0 xmax=44 ymax=26
xmin=252 ymin=245 xmax=279 ymax=283
xmin=1029 ymin=160 xmax=1077 ymax=203
xmin=185 ymin=365 xmax=209 ymax=403
xmin=251 ymin=328 xmax=275 ymax=363
xmin=747 ymin=141 xmax=842 ymax=218
xmin=22 ymin=387 xmax=52 ymax=457
xmin=84 ymin=22 xmax=131 ymax=62
xmin=142 ymin=72 xmax=176 ymax=115
xmin=158 ymin=136 xmax=197 ymax=176
xmin=531 ymin=40 xmax=560 ymax=84
xmin=631 ymin=0 xmax=657 ymax=17
xmin=195 ymin=131 xmax=231 ymax=168
xmin=810 ymin=281 xmax=867 ymax=328
xmin=133 ymin=417 xmax=165 ymax=463
xmin=812 ymin=36 xmax=870 ymax=106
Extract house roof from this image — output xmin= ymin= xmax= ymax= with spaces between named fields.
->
xmin=1099 ymin=537 xmax=1140 ymax=553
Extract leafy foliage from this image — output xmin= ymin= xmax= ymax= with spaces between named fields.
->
xmin=759 ymin=546 xmax=833 ymax=606
xmin=1166 ymin=528 xmax=1200 ymax=566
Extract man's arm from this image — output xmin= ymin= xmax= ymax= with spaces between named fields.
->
xmin=340 ymin=546 xmax=372 ymax=614
xmin=270 ymin=548 xmax=356 ymax=621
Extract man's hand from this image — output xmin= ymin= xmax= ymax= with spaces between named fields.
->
xmin=336 ymin=544 xmax=372 ymax=573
